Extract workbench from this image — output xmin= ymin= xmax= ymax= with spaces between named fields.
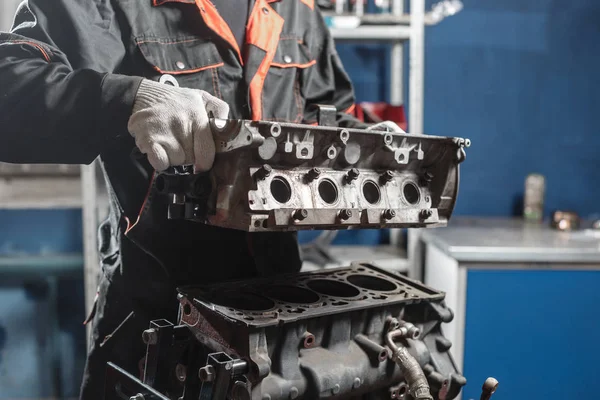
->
xmin=418 ymin=217 xmax=600 ymax=400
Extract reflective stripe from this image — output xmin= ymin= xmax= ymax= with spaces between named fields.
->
xmin=246 ymin=0 xmax=284 ymax=120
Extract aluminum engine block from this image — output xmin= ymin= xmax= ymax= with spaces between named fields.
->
xmin=156 ymin=108 xmax=470 ymax=232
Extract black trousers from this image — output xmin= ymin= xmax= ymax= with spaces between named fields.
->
xmin=79 ymin=234 xmax=259 ymax=400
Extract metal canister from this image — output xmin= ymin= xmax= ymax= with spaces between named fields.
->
xmin=523 ymin=173 xmax=545 ymax=223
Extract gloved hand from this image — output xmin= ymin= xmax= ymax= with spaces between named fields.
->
xmin=127 ymin=79 xmax=229 ymax=172
xmin=367 ymin=121 xmax=406 ymax=133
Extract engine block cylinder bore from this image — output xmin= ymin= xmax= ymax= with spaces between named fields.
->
xmin=362 ymin=180 xmax=381 ymax=205
xmin=318 ymin=179 xmax=339 ymax=204
xmin=209 ymin=291 xmax=275 ymax=311
xmin=270 ymin=176 xmax=292 ymax=204
xmin=263 ymin=285 xmax=321 ymax=304
xmin=307 ymin=279 xmax=360 ymax=298
xmin=347 ymin=274 xmax=398 ymax=292
xmin=403 ymin=182 xmax=421 ymax=205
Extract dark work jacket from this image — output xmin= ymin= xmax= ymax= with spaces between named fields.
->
xmin=0 ymin=0 xmax=365 ymax=284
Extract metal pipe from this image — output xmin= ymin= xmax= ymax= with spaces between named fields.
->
xmin=355 ymin=334 xmax=389 ymax=363
xmin=386 ymin=329 xmax=432 ymax=400
xmin=409 ymin=0 xmax=425 ymax=134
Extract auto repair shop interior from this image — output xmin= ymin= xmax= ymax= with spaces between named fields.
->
xmin=0 ymin=0 xmax=598 ymax=400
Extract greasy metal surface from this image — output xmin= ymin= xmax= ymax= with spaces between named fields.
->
xmin=178 ymin=263 xmax=444 ymax=328
xmin=158 ymin=114 xmax=469 ymax=231
xmin=174 ymin=263 xmax=464 ymax=400
xmin=419 ymin=217 xmax=600 ymax=263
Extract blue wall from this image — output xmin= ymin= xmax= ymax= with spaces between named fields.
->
xmin=339 ymin=0 xmax=600 ymax=219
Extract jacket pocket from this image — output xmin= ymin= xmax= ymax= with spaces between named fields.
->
xmin=135 ymin=36 xmax=224 ymax=94
xmin=262 ymin=39 xmax=316 ymax=122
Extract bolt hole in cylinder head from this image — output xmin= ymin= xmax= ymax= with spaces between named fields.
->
xmin=182 ymin=303 xmax=192 ymax=316
xmin=270 ymin=176 xmax=292 ymax=203
xmin=339 ymin=129 xmax=350 ymax=143
xmin=384 ymin=133 xmax=393 ymax=145
xmin=318 ymin=179 xmax=338 ymax=204
xmin=270 ymin=123 xmax=281 ymax=137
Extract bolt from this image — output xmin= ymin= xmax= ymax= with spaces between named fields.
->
xmin=332 ymin=384 xmax=340 ymax=394
xmin=175 ymin=363 xmax=187 ymax=382
xmin=142 ymin=328 xmax=157 ymax=345
xmin=225 ymin=362 xmax=233 ymax=371
xmin=289 ymin=386 xmax=299 ymax=399
xmin=339 ymin=209 xmax=353 ymax=221
xmin=306 ymin=167 xmax=321 ymax=182
xmin=386 ymin=316 xmax=400 ymax=330
xmin=198 ymin=365 xmax=215 ymax=382
xmin=420 ymin=209 xmax=433 ymax=220
xmin=353 ymin=378 xmax=362 ymax=389
xmin=293 ymin=209 xmax=308 ymax=221
xmin=481 ymin=377 xmax=499 ymax=400
xmin=346 ymin=168 xmax=360 ymax=183
xmin=380 ymin=170 xmax=394 ymax=185
xmin=254 ymin=164 xmax=272 ymax=180
xmin=383 ymin=209 xmax=397 ymax=220
xmin=262 ymin=395 xmax=272 ymax=400
xmin=130 ymin=395 xmax=144 ymax=400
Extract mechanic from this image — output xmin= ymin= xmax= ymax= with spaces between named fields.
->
xmin=0 ymin=0 xmax=402 ymax=398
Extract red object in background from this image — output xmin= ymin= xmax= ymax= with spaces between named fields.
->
xmin=353 ymin=103 xmax=408 ymax=132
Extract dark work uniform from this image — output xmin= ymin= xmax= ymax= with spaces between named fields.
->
xmin=0 ymin=0 xmax=366 ymax=398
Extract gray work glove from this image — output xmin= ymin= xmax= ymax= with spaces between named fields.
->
xmin=367 ymin=121 xmax=406 ymax=133
xmin=127 ymin=79 xmax=229 ymax=172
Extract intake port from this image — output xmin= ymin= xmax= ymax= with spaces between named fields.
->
xmin=362 ymin=180 xmax=381 ymax=205
xmin=270 ymin=176 xmax=292 ymax=204
xmin=307 ymin=279 xmax=360 ymax=298
xmin=263 ymin=285 xmax=321 ymax=304
xmin=402 ymin=182 xmax=421 ymax=205
xmin=210 ymin=291 xmax=275 ymax=311
xmin=318 ymin=179 xmax=338 ymax=204
xmin=347 ymin=275 xmax=398 ymax=292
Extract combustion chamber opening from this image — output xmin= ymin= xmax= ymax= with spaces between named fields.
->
xmin=318 ymin=179 xmax=338 ymax=204
xmin=263 ymin=285 xmax=320 ymax=304
xmin=307 ymin=279 xmax=360 ymax=298
xmin=403 ymin=182 xmax=420 ymax=205
xmin=362 ymin=181 xmax=381 ymax=204
xmin=347 ymin=275 xmax=397 ymax=292
xmin=210 ymin=291 xmax=275 ymax=311
xmin=270 ymin=176 xmax=292 ymax=204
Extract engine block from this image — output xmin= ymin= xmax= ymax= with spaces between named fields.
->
xmin=156 ymin=109 xmax=469 ymax=231
xmin=105 ymin=264 xmax=466 ymax=400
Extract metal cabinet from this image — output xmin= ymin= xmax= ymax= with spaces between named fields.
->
xmin=419 ymin=218 xmax=600 ymax=400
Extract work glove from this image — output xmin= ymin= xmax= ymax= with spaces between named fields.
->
xmin=367 ymin=121 xmax=406 ymax=133
xmin=127 ymin=79 xmax=229 ymax=172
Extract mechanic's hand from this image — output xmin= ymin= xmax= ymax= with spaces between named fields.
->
xmin=367 ymin=121 xmax=406 ymax=133
xmin=127 ymin=79 xmax=229 ymax=172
